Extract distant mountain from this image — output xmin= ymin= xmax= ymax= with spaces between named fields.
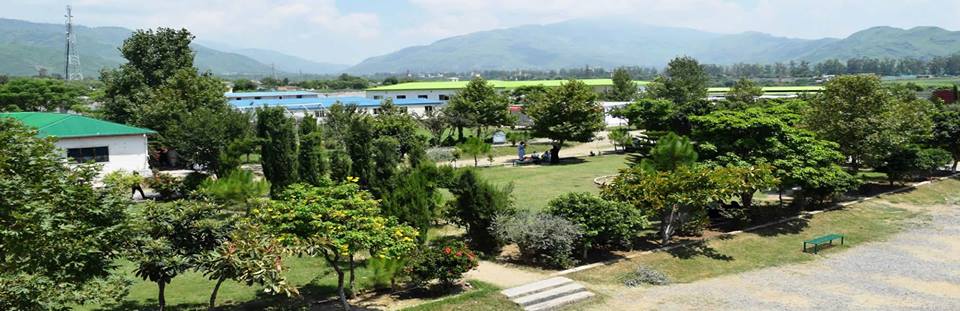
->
xmin=0 ymin=18 xmax=286 ymax=76
xmin=347 ymin=19 xmax=960 ymax=73
xmin=230 ymin=48 xmax=349 ymax=74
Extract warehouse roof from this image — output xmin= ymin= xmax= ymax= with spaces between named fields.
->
xmin=0 ymin=112 xmax=156 ymax=138
xmin=707 ymin=86 xmax=824 ymax=93
xmin=367 ymin=79 xmax=651 ymax=91
xmin=229 ymin=96 xmax=442 ymax=110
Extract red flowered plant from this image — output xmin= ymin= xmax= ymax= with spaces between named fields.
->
xmin=407 ymin=241 xmax=479 ymax=287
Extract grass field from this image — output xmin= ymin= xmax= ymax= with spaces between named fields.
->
xmin=568 ymin=178 xmax=960 ymax=286
xmin=883 ymin=77 xmax=960 ymax=88
xmin=401 ymin=281 xmax=519 ymax=311
xmin=476 ymin=154 xmax=629 ymax=211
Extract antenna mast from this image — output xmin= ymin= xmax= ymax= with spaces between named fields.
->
xmin=65 ymin=5 xmax=83 ymax=80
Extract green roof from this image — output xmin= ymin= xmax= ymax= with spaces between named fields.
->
xmin=0 ymin=112 xmax=156 ymax=138
xmin=367 ymin=79 xmax=650 ymax=91
xmin=707 ymin=86 xmax=824 ymax=93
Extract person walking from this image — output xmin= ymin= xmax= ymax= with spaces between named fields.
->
xmin=131 ymin=171 xmax=146 ymax=200
xmin=518 ymin=141 xmax=526 ymax=161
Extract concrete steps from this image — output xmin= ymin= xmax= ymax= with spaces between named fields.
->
xmin=501 ymin=277 xmax=596 ymax=311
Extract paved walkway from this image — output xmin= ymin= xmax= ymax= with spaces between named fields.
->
xmin=466 ymin=261 xmax=550 ymax=288
xmin=586 ymin=203 xmax=960 ymax=310
xmin=450 ymin=130 xmax=626 ymax=168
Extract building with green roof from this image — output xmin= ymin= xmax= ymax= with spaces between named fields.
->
xmin=1 ymin=112 xmax=155 ymax=174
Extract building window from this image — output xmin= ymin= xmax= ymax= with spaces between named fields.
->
xmin=439 ymin=95 xmax=450 ymax=101
xmin=373 ymin=108 xmax=382 ymax=115
xmin=254 ymin=96 xmax=262 ymax=100
xmin=235 ymin=97 xmax=241 ymax=100
xmin=418 ymin=95 xmax=428 ymax=99
xmin=67 ymin=146 xmax=109 ymax=163
xmin=425 ymin=106 xmax=434 ymax=113
xmin=373 ymin=95 xmax=383 ymax=100
xmin=396 ymin=95 xmax=406 ymax=99
xmin=297 ymin=95 xmax=303 ymax=99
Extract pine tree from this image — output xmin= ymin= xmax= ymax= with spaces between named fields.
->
xmin=256 ymin=107 xmax=298 ymax=196
xmin=298 ymin=115 xmax=327 ymax=186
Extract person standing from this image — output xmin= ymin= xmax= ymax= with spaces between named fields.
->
xmin=131 ymin=171 xmax=146 ymax=199
xmin=518 ymin=141 xmax=526 ymax=161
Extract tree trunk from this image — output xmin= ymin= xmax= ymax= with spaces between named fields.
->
xmin=550 ymin=143 xmax=561 ymax=164
xmin=209 ymin=276 xmax=227 ymax=310
xmin=348 ymin=253 xmax=357 ymax=298
xmin=740 ymin=192 xmax=754 ymax=210
xmin=778 ymin=187 xmax=784 ymax=209
xmin=158 ymin=281 xmax=166 ymax=311
xmin=457 ymin=126 xmax=464 ymax=142
xmin=324 ymin=252 xmax=351 ymax=310
xmin=660 ymin=206 xmax=678 ymax=245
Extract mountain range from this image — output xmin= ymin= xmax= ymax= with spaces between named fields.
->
xmin=346 ymin=19 xmax=960 ymax=73
xmin=0 ymin=18 xmax=347 ymax=77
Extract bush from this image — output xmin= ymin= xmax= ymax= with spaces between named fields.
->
xmin=102 ymin=170 xmax=143 ymax=194
xmin=547 ymin=192 xmax=647 ymax=252
xmin=877 ymin=145 xmax=952 ymax=184
xmin=147 ymin=170 xmax=181 ymax=200
xmin=447 ymin=169 xmax=515 ymax=254
xmin=622 ymin=266 xmax=670 ymax=287
xmin=426 ymin=147 xmax=457 ymax=163
xmin=407 ymin=241 xmax=479 ymax=288
xmin=180 ymin=171 xmax=209 ymax=196
xmin=492 ymin=212 xmax=581 ymax=269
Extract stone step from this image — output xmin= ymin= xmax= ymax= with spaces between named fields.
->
xmin=501 ymin=277 xmax=574 ymax=299
xmin=514 ymin=283 xmax=586 ymax=307
xmin=524 ymin=291 xmax=596 ymax=311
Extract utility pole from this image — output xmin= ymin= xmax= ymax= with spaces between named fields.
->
xmin=64 ymin=5 xmax=83 ymax=80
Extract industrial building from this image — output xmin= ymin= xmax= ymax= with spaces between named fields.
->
xmin=364 ymin=79 xmax=647 ymax=102
xmin=227 ymin=91 xmax=443 ymax=117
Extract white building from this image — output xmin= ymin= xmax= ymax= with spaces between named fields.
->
xmin=365 ymin=79 xmax=643 ymax=103
xmin=227 ymin=91 xmax=444 ymax=119
xmin=1 ymin=112 xmax=155 ymax=174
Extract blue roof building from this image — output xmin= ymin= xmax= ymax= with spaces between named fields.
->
xmin=225 ymin=91 xmax=444 ymax=116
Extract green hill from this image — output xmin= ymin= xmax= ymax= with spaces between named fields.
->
xmin=347 ymin=19 xmax=960 ymax=73
xmin=0 ymin=18 xmax=278 ymax=77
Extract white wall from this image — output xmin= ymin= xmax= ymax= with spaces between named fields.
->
xmin=55 ymin=134 xmax=150 ymax=174
xmin=366 ymin=90 xmax=457 ymax=102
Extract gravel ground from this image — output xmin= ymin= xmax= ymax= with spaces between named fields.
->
xmin=587 ymin=203 xmax=960 ymax=311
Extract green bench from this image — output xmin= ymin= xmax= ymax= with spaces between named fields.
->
xmin=803 ymin=233 xmax=844 ymax=254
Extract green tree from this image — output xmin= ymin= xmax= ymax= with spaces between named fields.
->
xmin=420 ymin=109 xmax=447 ymax=146
xmin=547 ymin=192 xmax=647 ymax=253
xmin=381 ymin=164 xmax=446 ymax=239
xmin=0 ymin=78 xmax=86 ymax=111
xmin=257 ymin=107 xmax=299 ymax=196
xmin=447 ymin=170 xmax=515 ymax=254
xmin=197 ymin=224 xmax=296 ymax=310
xmin=119 ymin=28 xmax=194 ymax=87
xmin=370 ymin=136 xmax=402 ymax=194
xmin=255 ymin=183 xmax=418 ymax=310
xmin=0 ymin=119 xmax=130 ymax=309
xmin=608 ymin=127 xmax=632 ymax=151
xmin=298 ymin=115 xmax=327 ymax=186
xmin=447 ymin=76 xmax=512 ymax=137
xmin=725 ymin=78 xmax=764 ymax=104
xmin=637 ymin=132 xmax=698 ymax=171
xmin=197 ymin=169 xmax=270 ymax=214
xmin=232 ymin=79 xmax=258 ymax=91
xmin=130 ymin=201 xmax=231 ymax=311
xmin=933 ymin=104 xmax=960 ymax=171
xmin=646 ymin=56 xmax=709 ymax=105
xmin=608 ymin=68 xmax=637 ymax=101
xmin=877 ymin=145 xmax=952 ymax=185
xmin=526 ymin=79 xmax=606 ymax=163
xmin=457 ymin=136 xmax=491 ymax=167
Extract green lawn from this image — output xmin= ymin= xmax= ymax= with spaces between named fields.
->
xmin=401 ymin=281 xmax=519 ymax=311
xmin=476 ymin=154 xmax=629 ymax=211
xmin=569 ymin=178 xmax=960 ymax=286
xmin=883 ymin=77 xmax=960 ymax=88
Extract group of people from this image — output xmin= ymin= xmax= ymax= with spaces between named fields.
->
xmin=516 ymin=141 xmax=551 ymax=164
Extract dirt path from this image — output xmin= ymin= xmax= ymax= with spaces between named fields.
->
xmin=584 ymin=203 xmax=960 ymax=310
xmin=465 ymin=261 xmax=551 ymax=288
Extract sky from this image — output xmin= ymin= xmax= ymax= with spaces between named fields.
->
xmin=3 ymin=0 xmax=959 ymax=65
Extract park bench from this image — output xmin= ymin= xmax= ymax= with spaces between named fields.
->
xmin=803 ymin=233 xmax=844 ymax=254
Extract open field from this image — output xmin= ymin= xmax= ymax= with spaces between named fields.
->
xmin=476 ymin=154 xmax=629 ymax=211
xmin=883 ymin=77 xmax=960 ymax=88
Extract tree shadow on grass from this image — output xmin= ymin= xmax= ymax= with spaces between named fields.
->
xmin=665 ymin=240 xmax=734 ymax=261
xmin=752 ymin=217 xmax=810 ymax=237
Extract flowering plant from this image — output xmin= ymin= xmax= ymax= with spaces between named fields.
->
xmin=407 ymin=241 xmax=478 ymax=287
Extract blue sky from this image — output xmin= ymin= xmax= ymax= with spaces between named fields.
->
xmin=3 ymin=0 xmax=959 ymax=65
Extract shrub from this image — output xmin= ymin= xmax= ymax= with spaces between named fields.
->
xmin=180 ymin=172 xmax=209 ymax=196
xmin=547 ymin=192 xmax=647 ymax=252
xmin=447 ymin=169 xmax=515 ymax=254
xmin=407 ymin=241 xmax=479 ymax=288
xmin=102 ymin=170 xmax=143 ymax=194
xmin=426 ymin=148 xmax=457 ymax=163
xmin=622 ymin=266 xmax=670 ymax=287
xmin=492 ymin=212 xmax=581 ymax=269
xmin=147 ymin=170 xmax=181 ymax=200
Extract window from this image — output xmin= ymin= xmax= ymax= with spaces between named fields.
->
xmin=254 ymin=96 xmax=262 ymax=100
xmin=425 ymin=106 xmax=434 ymax=113
xmin=296 ymin=95 xmax=303 ymax=99
xmin=235 ymin=97 xmax=241 ymax=100
xmin=396 ymin=95 xmax=407 ymax=99
xmin=373 ymin=108 xmax=382 ymax=115
xmin=418 ymin=95 xmax=428 ymax=99
xmin=67 ymin=146 xmax=109 ymax=163
xmin=439 ymin=94 xmax=450 ymax=101
xmin=373 ymin=95 xmax=383 ymax=100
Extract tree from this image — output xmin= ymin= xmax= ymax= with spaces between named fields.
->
xmin=370 ymin=136 xmax=402 ymax=194
xmin=807 ymin=75 xmax=934 ymax=171
xmin=0 ymin=119 xmax=130 ymax=309
xmin=298 ymin=115 xmax=327 ymax=186
xmin=447 ymin=76 xmax=512 ymax=137
xmin=257 ymin=107 xmax=299 ymax=196
xmin=607 ymin=68 xmax=637 ymax=101
xmin=255 ymin=183 xmax=418 ymax=310
xmin=457 ymin=136 xmax=491 ymax=167
xmin=197 ymin=169 xmax=270 ymax=214
xmin=0 ymin=78 xmax=86 ymax=111
xmin=547 ymin=192 xmax=647 ymax=253
xmin=197 ymin=224 xmax=296 ymax=310
xmin=876 ymin=145 xmax=952 ymax=185
xmin=420 ymin=109 xmax=447 ymax=146
xmin=130 ymin=201 xmax=231 ymax=311
xmin=645 ymin=56 xmax=709 ymax=105
xmin=381 ymin=164 xmax=447 ymax=239
xmin=933 ymin=104 xmax=960 ymax=171
xmin=637 ymin=132 xmax=698 ymax=171
xmin=608 ymin=127 xmax=632 ymax=151
xmin=448 ymin=170 xmax=515 ymax=254
xmin=119 ymin=28 xmax=194 ymax=88
xmin=526 ymin=79 xmax=606 ymax=163
xmin=232 ymin=79 xmax=258 ymax=91
xmin=725 ymin=78 xmax=763 ymax=104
